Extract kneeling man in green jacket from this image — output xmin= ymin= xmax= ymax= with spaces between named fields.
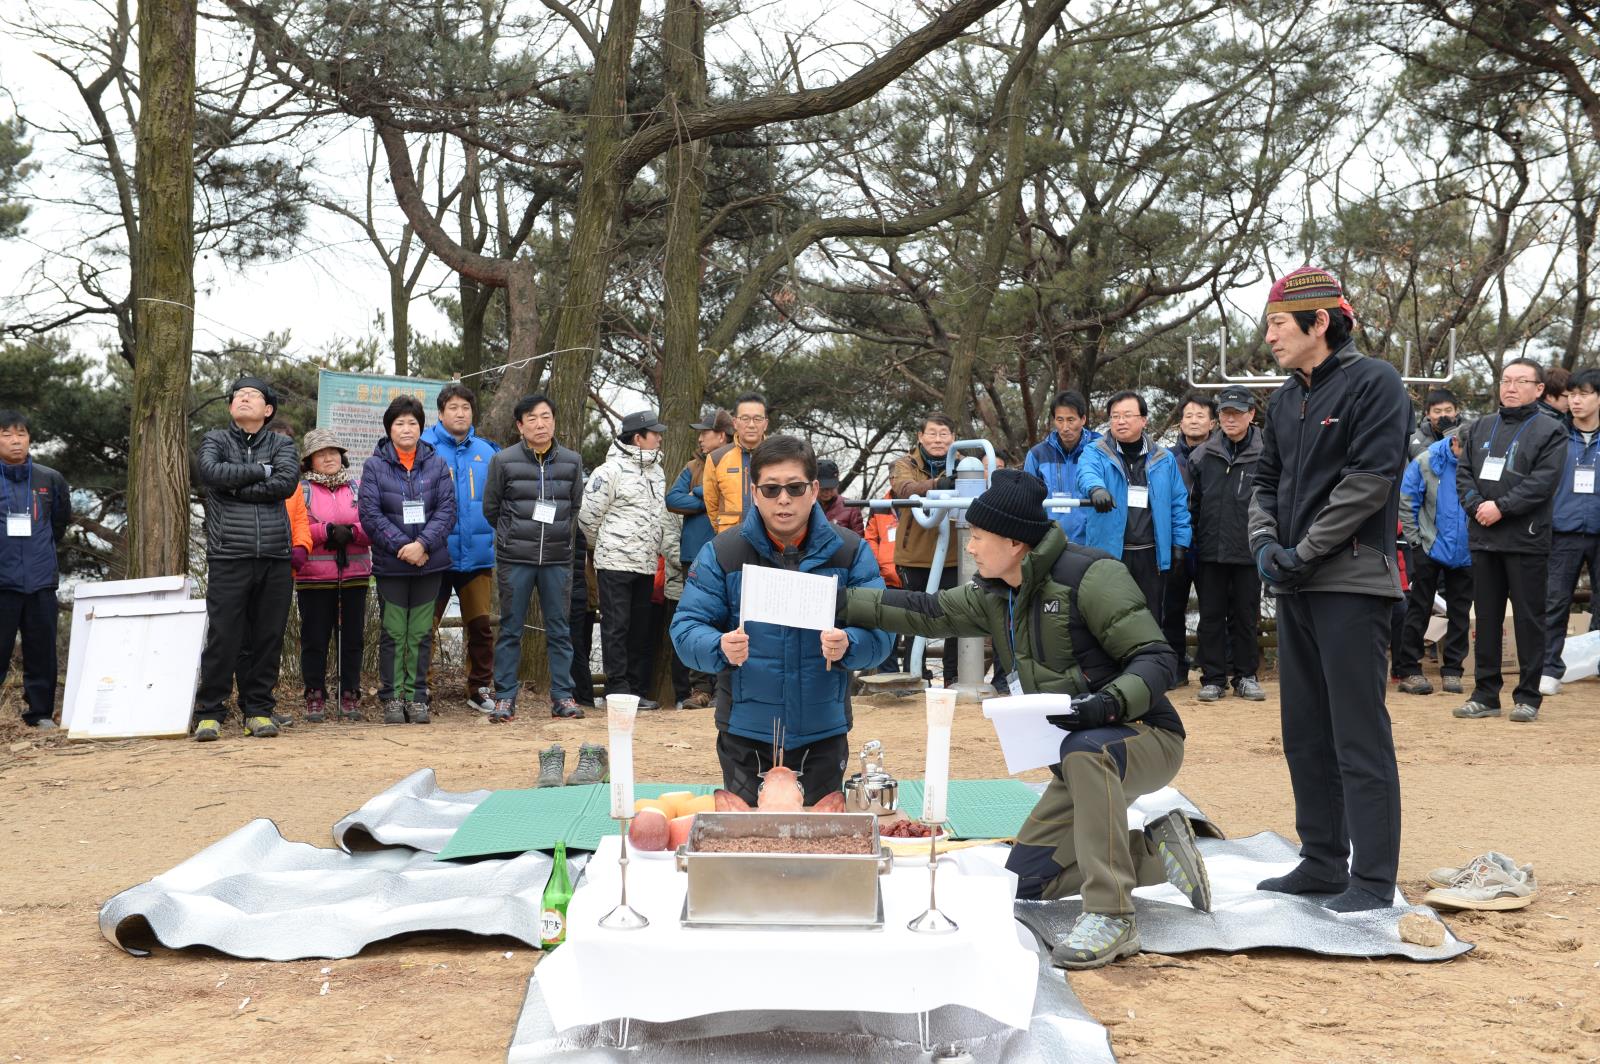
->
xmin=840 ymin=469 xmax=1212 ymax=969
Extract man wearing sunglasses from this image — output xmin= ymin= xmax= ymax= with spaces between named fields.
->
xmin=672 ymin=435 xmax=892 ymax=805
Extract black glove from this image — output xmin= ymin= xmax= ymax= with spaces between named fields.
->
xmin=325 ymin=523 xmax=354 ymax=549
xmin=933 ymin=474 xmax=956 ymax=491
xmin=1089 ymin=487 xmax=1115 ymax=513
xmin=1255 ymin=541 xmax=1304 ymax=585
xmin=1170 ymin=545 xmax=1186 ymax=570
xmin=1046 ymin=690 xmax=1122 ymax=732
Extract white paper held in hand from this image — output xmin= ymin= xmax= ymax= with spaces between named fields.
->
xmin=607 ymin=694 xmax=639 ymax=818
xmin=981 ymin=693 xmax=1079 ymax=774
xmin=738 ymin=565 xmax=839 ymax=631
xmin=921 ymin=688 xmax=957 ymax=824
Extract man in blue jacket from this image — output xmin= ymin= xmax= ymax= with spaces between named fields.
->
xmin=1394 ymin=430 xmax=1472 ymax=695
xmin=1023 ymin=389 xmax=1100 ymax=543
xmin=424 ymin=383 xmax=500 ymax=712
xmin=0 ymin=410 xmax=72 ymax=730
xmin=666 ymin=408 xmax=733 ymax=708
xmin=1077 ymin=391 xmax=1192 ymax=624
xmin=671 ymin=435 xmax=892 ymax=804
xmin=1541 ymin=367 xmax=1600 ymax=696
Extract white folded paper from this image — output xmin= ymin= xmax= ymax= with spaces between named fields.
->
xmin=738 ymin=564 xmax=838 ymax=630
xmin=981 ymin=693 xmax=1077 ymax=774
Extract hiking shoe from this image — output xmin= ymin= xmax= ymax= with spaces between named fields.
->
xmin=1196 ymin=684 xmax=1224 ymax=702
xmin=338 ymin=691 xmax=363 ymax=721
xmin=1423 ymin=853 xmax=1537 ymax=911
xmin=1538 ymin=675 xmax=1562 ymax=696
xmin=565 ymin=742 xmax=610 ymax=785
xmin=192 ymin=718 xmax=222 ymax=742
xmin=1146 ymin=809 xmax=1212 ymax=912
xmin=1442 ymin=675 xmax=1464 ymax=694
xmin=304 ymin=689 xmax=327 ymax=723
xmin=1453 ymin=700 xmax=1499 ymax=719
xmin=1509 ymin=702 xmax=1539 ymax=723
xmin=31 ymin=718 xmax=58 ymax=731
xmin=1051 ymin=913 xmax=1140 ymax=970
xmin=490 ymin=698 xmax=515 ymax=723
xmin=537 ymin=744 xmax=567 ymax=788
xmin=1397 ymin=674 xmax=1434 ymax=696
xmin=636 ymin=697 xmax=661 ymax=711
xmin=551 ymin=698 xmax=584 ymax=719
xmin=406 ymin=701 xmax=431 ymax=724
xmin=271 ymin=712 xmax=295 ymax=729
xmin=243 ymin=716 xmax=280 ymax=738
xmin=1234 ymin=676 xmax=1266 ymax=701
xmin=1425 ymin=851 xmax=1533 ymax=890
xmin=466 ymin=686 xmax=495 ymax=714
xmin=382 ymin=700 xmax=407 ymax=725
xmin=682 ymin=690 xmax=713 ymax=709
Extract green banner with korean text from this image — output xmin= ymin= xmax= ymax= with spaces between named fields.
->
xmin=316 ymin=370 xmax=449 ymax=478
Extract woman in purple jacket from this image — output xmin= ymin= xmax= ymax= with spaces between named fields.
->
xmin=358 ymin=396 xmax=457 ymax=724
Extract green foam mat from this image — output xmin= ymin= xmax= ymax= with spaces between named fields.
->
xmin=434 ymin=783 xmax=717 ymax=860
xmin=897 ymin=778 xmax=1042 ymax=839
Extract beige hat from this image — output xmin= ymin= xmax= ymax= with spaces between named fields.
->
xmin=301 ymin=427 xmax=348 ymax=469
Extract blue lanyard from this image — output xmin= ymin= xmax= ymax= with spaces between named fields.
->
xmin=1484 ymin=415 xmax=1533 ymax=461
xmin=4 ymin=471 xmax=30 ymax=516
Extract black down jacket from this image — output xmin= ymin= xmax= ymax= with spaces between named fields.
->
xmin=1189 ymin=426 xmax=1263 ymax=566
xmin=198 ymin=424 xmax=300 ymax=560
xmin=482 ymin=440 xmax=585 ymax=567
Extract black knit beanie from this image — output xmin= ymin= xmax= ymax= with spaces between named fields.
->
xmin=966 ymin=468 xmax=1051 ymax=547
xmin=229 ymin=375 xmax=278 ymax=410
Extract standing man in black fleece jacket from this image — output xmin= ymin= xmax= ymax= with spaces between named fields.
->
xmin=1453 ymin=358 xmax=1567 ymax=723
xmin=1247 ymin=267 xmax=1411 ymax=914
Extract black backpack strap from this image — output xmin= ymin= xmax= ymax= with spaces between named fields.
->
xmin=710 ymin=527 xmax=761 ymax=575
xmin=827 ymin=527 xmax=863 ymax=570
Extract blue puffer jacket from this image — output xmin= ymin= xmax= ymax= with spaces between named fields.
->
xmin=1076 ymin=435 xmax=1192 ymax=570
xmin=1400 ymin=437 xmax=1471 ymax=569
xmin=1552 ymin=424 xmax=1600 ymax=535
xmin=666 ymin=459 xmax=713 ymax=564
xmin=358 ymin=438 xmax=458 ymax=578
xmin=1023 ymin=428 xmax=1102 ymax=543
xmin=0 ymin=459 xmax=71 ymax=594
xmin=422 ymin=422 xmax=499 ymax=571
xmin=671 ymin=503 xmax=892 ymax=746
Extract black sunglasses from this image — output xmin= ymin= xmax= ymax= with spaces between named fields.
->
xmin=755 ymin=482 xmax=811 ymax=499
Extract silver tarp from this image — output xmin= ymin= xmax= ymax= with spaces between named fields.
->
xmin=332 ymin=768 xmax=492 ymax=853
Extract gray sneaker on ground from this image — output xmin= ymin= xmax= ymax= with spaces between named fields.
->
xmin=382 ymin=700 xmax=407 ymax=724
xmin=1425 ymin=850 xmax=1534 ymax=890
xmin=1397 ymin=674 xmax=1434 ymax=695
xmin=1052 ymin=912 xmax=1140 ymax=970
xmin=1145 ymin=809 xmax=1212 ymax=912
xmin=1196 ymin=684 xmax=1224 ymax=702
xmin=1509 ymin=702 xmax=1539 ymax=723
xmin=537 ymin=744 xmax=567 ymax=788
xmin=406 ymin=701 xmax=431 ymax=724
xmin=1234 ymin=676 xmax=1266 ymax=701
xmin=565 ymin=742 xmax=610 ymax=785
xmin=1423 ymin=852 xmax=1537 ymax=911
xmin=1442 ymin=675 xmax=1464 ymax=694
xmin=1452 ymin=700 xmax=1499 ymax=719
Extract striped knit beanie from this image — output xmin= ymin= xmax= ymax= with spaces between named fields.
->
xmin=1265 ymin=266 xmax=1355 ymax=321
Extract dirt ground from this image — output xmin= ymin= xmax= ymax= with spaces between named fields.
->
xmin=2 ymin=672 xmax=1598 ymax=1064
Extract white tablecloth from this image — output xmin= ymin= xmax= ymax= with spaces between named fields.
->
xmin=535 ymin=836 xmax=1039 ymax=1031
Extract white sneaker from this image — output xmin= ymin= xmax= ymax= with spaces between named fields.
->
xmin=1422 ymin=853 xmax=1536 ymax=911
xmin=1538 ymin=675 xmax=1562 ymax=696
xmin=466 ymin=687 xmax=495 ymax=714
xmin=1424 ymin=850 xmax=1533 ymax=889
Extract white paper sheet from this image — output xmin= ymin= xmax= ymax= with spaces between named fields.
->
xmin=738 ymin=564 xmax=838 ymax=630
xmin=536 ymin=835 xmax=1038 ymax=1032
xmin=981 ymin=693 xmax=1077 ymax=774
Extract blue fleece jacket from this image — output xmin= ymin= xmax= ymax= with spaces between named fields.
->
xmin=1401 ymin=437 xmax=1471 ymax=569
xmin=1076 ymin=435 xmax=1192 ymax=570
xmin=1023 ymin=428 xmax=1102 ymax=543
xmin=422 ymin=422 xmax=499 ymax=571
xmin=670 ymin=502 xmax=891 ymax=745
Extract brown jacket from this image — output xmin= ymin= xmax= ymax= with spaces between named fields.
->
xmin=890 ymin=447 xmax=948 ymax=569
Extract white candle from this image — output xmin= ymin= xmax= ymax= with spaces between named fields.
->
xmin=607 ymin=695 xmax=639 ymax=818
xmin=922 ymin=688 xmax=957 ymax=824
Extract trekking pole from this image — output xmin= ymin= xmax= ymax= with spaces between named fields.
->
xmin=335 ymin=551 xmax=345 ymax=723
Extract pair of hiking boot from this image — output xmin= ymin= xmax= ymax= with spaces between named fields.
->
xmin=536 ymin=742 xmax=609 ymax=787
xmin=193 ymin=715 xmax=279 ymax=741
xmin=1453 ymin=700 xmax=1539 ymax=722
xmin=1397 ymin=673 xmax=1464 ymax=696
xmin=1051 ymin=810 xmax=1212 ymax=970
xmin=1196 ymin=676 xmax=1266 ymax=703
xmin=303 ymin=689 xmax=365 ymax=723
xmin=381 ymin=700 xmax=431 ymax=724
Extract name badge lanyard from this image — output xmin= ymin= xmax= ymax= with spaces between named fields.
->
xmin=1484 ymin=414 xmax=1534 ymax=466
xmin=5 ymin=474 xmax=31 ymax=537
xmin=1576 ymin=435 xmax=1600 ymax=494
xmin=1004 ymin=591 xmax=1025 ymax=696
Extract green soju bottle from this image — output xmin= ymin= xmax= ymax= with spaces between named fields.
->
xmin=540 ymin=841 xmax=573 ymax=950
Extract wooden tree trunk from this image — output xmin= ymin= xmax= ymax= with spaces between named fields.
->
xmin=127 ymin=0 xmax=197 ymax=579
xmin=649 ymin=0 xmax=710 ymax=706
xmin=545 ymin=0 xmax=643 ymax=444
xmin=390 ymin=269 xmax=410 ymax=375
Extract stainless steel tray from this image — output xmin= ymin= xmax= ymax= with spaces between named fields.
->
xmin=675 ymin=811 xmax=892 ymax=929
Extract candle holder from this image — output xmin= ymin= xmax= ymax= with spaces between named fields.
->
xmin=598 ymin=817 xmax=649 ymax=930
xmin=906 ymin=822 xmax=957 ymax=934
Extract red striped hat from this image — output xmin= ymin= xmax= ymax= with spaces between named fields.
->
xmin=1266 ymin=265 xmax=1356 ymax=320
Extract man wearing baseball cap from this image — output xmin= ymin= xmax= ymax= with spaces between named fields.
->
xmin=1188 ymin=385 xmax=1266 ymax=702
xmin=816 ymin=459 xmax=864 ymax=535
xmin=579 ymin=409 xmax=669 ymax=709
xmin=841 ymin=469 xmax=1211 ymax=969
xmin=1249 ymin=266 xmax=1410 ymax=912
